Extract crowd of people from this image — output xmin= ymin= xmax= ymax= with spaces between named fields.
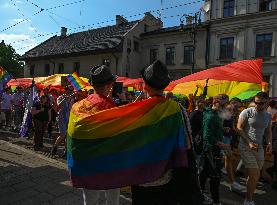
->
xmin=0 ymin=60 xmax=276 ymax=205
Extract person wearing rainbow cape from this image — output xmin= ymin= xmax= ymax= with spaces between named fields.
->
xmin=67 ymin=61 xmax=201 ymax=205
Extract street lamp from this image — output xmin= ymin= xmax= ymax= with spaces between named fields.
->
xmin=180 ymin=12 xmax=201 ymax=74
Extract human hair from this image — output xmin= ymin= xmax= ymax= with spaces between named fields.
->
xmin=268 ymin=100 xmax=276 ymax=108
xmin=255 ymin=92 xmax=269 ymax=100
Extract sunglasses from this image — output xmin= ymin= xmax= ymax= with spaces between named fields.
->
xmin=254 ymin=101 xmax=267 ymax=106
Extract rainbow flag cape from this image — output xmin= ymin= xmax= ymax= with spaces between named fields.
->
xmin=67 ymin=72 xmax=88 ymax=91
xmin=0 ymin=67 xmax=12 ymax=91
xmin=67 ymin=97 xmax=188 ymax=189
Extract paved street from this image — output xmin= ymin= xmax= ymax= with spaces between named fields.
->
xmin=0 ymin=133 xmax=276 ymax=205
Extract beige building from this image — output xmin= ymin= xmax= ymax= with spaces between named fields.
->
xmin=20 ymin=13 xmax=163 ymax=79
xmin=20 ymin=13 xmax=208 ymax=81
xmin=207 ymin=0 xmax=277 ymax=96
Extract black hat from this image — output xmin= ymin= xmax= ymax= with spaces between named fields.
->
xmin=141 ymin=60 xmax=170 ymax=89
xmin=89 ymin=65 xmax=117 ymax=85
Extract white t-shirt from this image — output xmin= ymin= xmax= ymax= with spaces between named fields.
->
xmin=1 ymin=93 xmax=13 ymax=110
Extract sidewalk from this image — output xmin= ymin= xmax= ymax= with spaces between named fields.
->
xmin=0 ymin=131 xmax=276 ymax=205
xmin=0 ymin=139 xmax=132 ymax=205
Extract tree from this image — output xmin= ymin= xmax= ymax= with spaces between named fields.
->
xmin=0 ymin=41 xmax=24 ymax=77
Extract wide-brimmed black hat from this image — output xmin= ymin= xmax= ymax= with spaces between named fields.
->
xmin=141 ymin=60 xmax=170 ymax=89
xmin=89 ymin=65 xmax=117 ymax=85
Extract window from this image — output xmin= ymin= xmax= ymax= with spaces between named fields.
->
xmin=58 ymin=63 xmax=64 ymax=74
xmin=30 ymin=65 xmax=35 ymax=76
xmin=223 ymin=0 xmax=235 ymax=17
xmin=220 ymin=37 xmax=234 ymax=59
xmin=256 ymin=33 xmax=272 ymax=57
xmin=102 ymin=59 xmax=111 ymax=67
xmin=150 ymin=49 xmax=158 ymax=63
xmin=44 ymin=64 xmax=50 ymax=76
xmin=134 ymin=41 xmax=139 ymax=52
xmin=165 ymin=47 xmax=175 ymax=65
xmin=73 ymin=62 xmax=80 ymax=74
xmin=184 ymin=46 xmax=194 ymax=65
xmin=260 ymin=0 xmax=272 ymax=11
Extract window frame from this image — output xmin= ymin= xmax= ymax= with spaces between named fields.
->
xmin=219 ymin=37 xmax=234 ymax=60
xmin=223 ymin=0 xmax=235 ymax=18
xmin=259 ymin=0 xmax=273 ymax=11
xmin=150 ymin=48 xmax=158 ymax=64
xmin=44 ymin=64 xmax=50 ymax=76
xmin=183 ymin=45 xmax=194 ymax=65
xmin=165 ymin=47 xmax=176 ymax=65
xmin=73 ymin=62 xmax=80 ymax=74
xmin=255 ymin=33 xmax=273 ymax=58
xmin=58 ymin=63 xmax=64 ymax=74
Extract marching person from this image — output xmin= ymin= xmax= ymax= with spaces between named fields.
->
xmin=81 ymin=65 xmax=120 ymax=205
xmin=131 ymin=60 xmax=203 ymax=205
xmin=199 ymin=94 xmax=230 ymax=205
xmin=31 ymin=95 xmax=51 ymax=151
xmin=237 ymin=92 xmax=272 ymax=205
xmin=50 ymin=85 xmax=74 ymax=157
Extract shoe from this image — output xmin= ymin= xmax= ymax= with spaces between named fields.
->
xmin=33 ymin=145 xmax=40 ymax=151
xmin=230 ymin=182 xmax=244 ymax=192
xmin=50 ymin=146 xmax=57 ymax=155
xmin=202 ymin=193 xmax=213 ymax=205
xmin=244 ymin=200 xmax=255 ymax=205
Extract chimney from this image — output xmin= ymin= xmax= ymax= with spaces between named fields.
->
xmin=116 ymin=15 xmax=128 ymax=26
xmin=60 ymin=27 xmax=67 ymax=38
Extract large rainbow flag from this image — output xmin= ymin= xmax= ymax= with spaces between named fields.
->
xmin=67 ymin=97 xmax=188 ymax=189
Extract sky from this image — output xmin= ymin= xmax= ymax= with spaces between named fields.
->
xmin=0 ymin=0 xmax=203 ymax=55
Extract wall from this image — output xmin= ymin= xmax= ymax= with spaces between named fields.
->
xmin=140 ymin=28 xmax=207 ymax=80
xmin=209 ymin=2 xmax=277 ymax=96
xmin=24 ymin=52 xmax=122 ymax=78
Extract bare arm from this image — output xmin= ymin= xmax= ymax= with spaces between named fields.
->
xmin=265 ymin=121 xmax=272 ymax=153
xmin=237 ymin=117 xmax=249 ymax=144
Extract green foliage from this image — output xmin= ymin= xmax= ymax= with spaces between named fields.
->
xmin=0 ymin=42 xmax=24 ymax=77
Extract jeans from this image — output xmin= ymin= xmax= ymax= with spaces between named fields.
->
xmin=82 ymin=188 xmax=120 ymax=205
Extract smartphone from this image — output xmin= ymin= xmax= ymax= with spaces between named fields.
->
xmin=112 ymin=82 xmax=123 ymax=97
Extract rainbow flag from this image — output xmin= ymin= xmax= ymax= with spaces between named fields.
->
xmin=0 ymin=67 xmax=12 ymax=91
xmin=67 ymin=97 xmax=188 ymax=189
xmin=67 ymin=72 xmax=88 ymax=91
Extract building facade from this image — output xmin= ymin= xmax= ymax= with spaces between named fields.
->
xmin=208 ymin=0 xmax=277 ymax=96
xmin=20 ymin=13 xmax=208 ymax=80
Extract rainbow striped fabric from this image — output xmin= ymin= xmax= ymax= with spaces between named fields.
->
xmin=67 ymin=72 xmax=88 ymax=91
xmin=0 ymin=67 xmax=12 ymax=91
xmin=67 ymin=97 xmax=188 ymax=189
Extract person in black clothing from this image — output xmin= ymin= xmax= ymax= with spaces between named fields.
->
xmin=31 ymin=95 xmax=51 ymax=151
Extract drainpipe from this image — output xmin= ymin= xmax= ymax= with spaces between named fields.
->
xmin=205 ymin=25 xmax=210 ymax=69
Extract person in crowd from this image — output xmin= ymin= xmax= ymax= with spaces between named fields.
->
xmin=222 ymin=103 xmax=244 ymax=192
xmin=50 ymin=86 xmax=74 ymax=157
xmin=267 ymin=100 xmax=277 ymax=189
xmin=31 ymin=95 xmax=51 ymax=151
xmin=189 ymin=97 xmax=205 ymax=155
xmin=0 ymin=87 xmax=13 ymax=130
xmin=131 ymin=60 xmax=203 ymax=205
xmin=43 ymin=88 xmax=55 ymax=139
xmin=237 ymin=92 xmax=272 ymax=205
xmin=199 ymin=94 xmax=230 ymax=205
xmin=81 ymin=65 xmax=120 ymax=205
xmin=12 ymin=86 xmax=24 ymax=132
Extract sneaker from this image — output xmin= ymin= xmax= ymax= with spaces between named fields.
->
xmin=244 ymin=200 xmax=255 ymax=205
xmin=230 ymin=182 xmax=244 ymax=192
xmin=202 ymin=193 xmax=213 ymax=205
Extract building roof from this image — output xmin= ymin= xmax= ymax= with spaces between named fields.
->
xmin=21 ymin=21 xmax=138 ymax=60
xmin=141 ymin=23 xmax=208 ymax=37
